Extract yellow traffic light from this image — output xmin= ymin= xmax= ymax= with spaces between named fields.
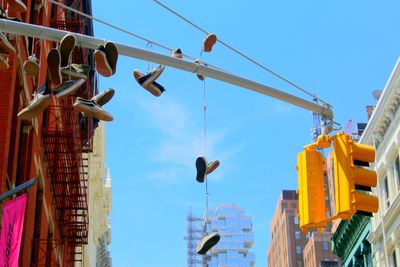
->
xmin=297 ymin=149 xmax=326 ymax=233
xmin=332 ymin=132 xmax=378 ymax=219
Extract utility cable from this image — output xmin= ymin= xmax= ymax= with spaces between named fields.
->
xmin=153 ymin=0 xmax=331 ymax=107
xmin=203 ymin=79 xmax=209 ymax=234
xmin=47 ymin=0 xmax=227 ymax=72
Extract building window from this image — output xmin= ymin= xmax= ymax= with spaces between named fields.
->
xmin=383 ymin=176 xmax=390 ymax=208
xmin=393 ymin=249 xmax=398 ymax=267
xmin=306 ymin=232 xmax=311 ymax=240
xmin=295 ymin=231 xmax=300 ymax=240
xmin=296 ymin=246 xmax=302 ymax=255
xmin=294 ymin=217 xmax=299 ymax=225
xmin=323 ymin=241 xmax=329 ymax=251
xmin=395 ymin=155 xmax=400 ymax=192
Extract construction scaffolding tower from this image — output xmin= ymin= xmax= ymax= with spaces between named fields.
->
xmin=185 ymin=208 xmax=204 ymax=267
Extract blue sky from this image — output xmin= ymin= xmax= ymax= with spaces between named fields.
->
xmin=91 ymin=1 xmax=400 ymax=266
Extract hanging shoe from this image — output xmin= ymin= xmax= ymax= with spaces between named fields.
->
xmin=53 ymin=79 xmax=85 ymax=98
xmin=203 ymin=33 xmax=217 ymax=52
xmin=47 ymin=48 xmax=62 ymax=86
xmin=206 ymin=160 xmax=220 ymax=175
xmin=133 ymin=69 xmax=165 ymax=97
xmin=61 ymin=63 xmax=91 ymax=80
xmin=195 ymin=156 xmax=207 ymax=183
xmin=23 ymin=54 xmax=39 ymax=76
xmin=105 ymin=42 xmax=118 ymax=75
xmin=140 ymin=65 xmax=165 ymax=87
xmin=73 ymin=97 xmax=113 ymax=121
xmin=0 ymin=32 xmax=15 ymax=54
xmin=91 ymin=88 xmax=115 ymax=106
xmin=194 ymin=59 xmax=206 ymax=81
xmin=196 ymin=233 xmax=220 ymax=255
xmin=94 ymin=45 xmax=113 ymax=77
xmin=59 ymin=34 xmax=76 ymax=67
xmin=6 ymin=0 xmax=26 ymax=13
xmin=171 ymin=48 xmax=183 ymax=59
xmin=0 ymin=54 xmax=9 ymax=70
xmin=17 ymin=84 xmax=51 ymax=120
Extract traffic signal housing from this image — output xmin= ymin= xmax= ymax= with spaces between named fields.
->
xmin=297 ymin=149 xmax=326 ymax=233
xmin=332 ymin=132 xmax=378 ymax=219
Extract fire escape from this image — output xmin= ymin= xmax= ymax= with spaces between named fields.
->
xmin=41 ymin=0 xmax=96 ymax=265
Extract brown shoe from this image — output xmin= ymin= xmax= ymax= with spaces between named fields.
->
xmin=47 ymin=48 xmax=62 ymax=86
xmin=206 ymin=160 xmax=220 ymax=175
xmin=203 ymin=33 xmax=217 ymax=52
xmin=94 ymin=45 xmax=112 ymax=77
xmin=23 ymin=55 xmax=39 ymax=76
xmin=59 ymin=34 xmax=75 ymax=67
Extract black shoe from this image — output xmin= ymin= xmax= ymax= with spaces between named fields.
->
xmin=171 ymin=48 xmax=183 ymax=59
xmin=133 ymin=69 xmax=166 ymax=97
xmin=61 ymin=63 xmax=91 ymax=80
xmin=140 ymin=65 xmax=165 ymax=87
xmin=196 ymin=156 xmax=207 ymax=183
xmin=47 ymin=48 xmax=62 ymax=86
xmin=53 ymin=79 xmax=85 ymax=98
xmin=105 ymin=42 xmax=118 ymax=74
xmin=73 ymin=97 xmax=113 ymax=121
xmin=196 ymin=233 xmax=220 ymax=255
xmin=91 ymin=88 xmax=115 ymax=106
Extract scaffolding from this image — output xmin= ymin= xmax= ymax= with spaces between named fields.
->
xmin=185 ymin=209 xmax=204 ymax=267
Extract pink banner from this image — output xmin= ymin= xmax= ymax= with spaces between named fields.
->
xmin=0 ymin=194 xmax=27 ymax=267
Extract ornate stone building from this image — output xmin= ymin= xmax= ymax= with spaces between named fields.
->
xmin=332 ymin=58 xmax=400 ymax=267
xmin=361 ymin=58 xmax=400 ymax=267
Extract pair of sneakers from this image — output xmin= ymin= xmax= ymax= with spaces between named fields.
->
xmin=47 ymin=34 xmax=77 ymax=86
xmin=94 ymin=42 xmax=118 ymax=77
xmin=17 ymin=79 xmax=85 ymax=120
xmin=73 ymin=88 xmax=114 ymax=122
xmin=0 ymin=32 xmax=16 ymax=70
xmin=134 ymin=65 xmax=166 ymax=97
xmin=195 ymin=156 xmax=220 ymax=183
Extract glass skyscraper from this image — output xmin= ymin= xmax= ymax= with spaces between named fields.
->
xmin=186 ymin=204 xmax=255 ymax=267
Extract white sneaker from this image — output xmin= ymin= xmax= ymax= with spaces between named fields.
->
xmin=18 ymin=87 xmax=51 ymax=120
xmin=73 ymin=97 xmax=113 ymax=121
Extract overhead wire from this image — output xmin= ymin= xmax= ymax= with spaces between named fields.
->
xmin=153 ymin=0 xmax=332 ymax=108
xmin=47 ymin=0 xmax=228 ymax=73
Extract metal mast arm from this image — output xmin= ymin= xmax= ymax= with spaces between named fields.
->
xmin=0 ymin=19 xmax=333 ymax=129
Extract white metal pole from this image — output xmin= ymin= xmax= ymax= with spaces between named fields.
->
xmin=0 ymin=19 xmax=333 ymax=121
